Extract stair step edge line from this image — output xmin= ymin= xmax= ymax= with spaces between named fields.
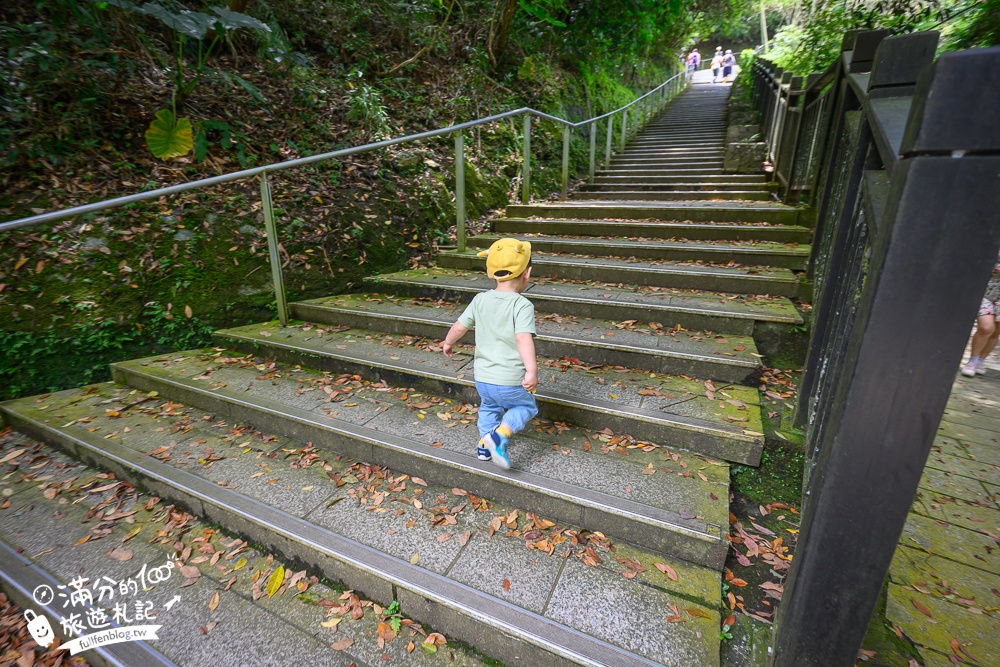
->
xmin=0 ymin=537 xmax=179 ymax=667
xmin=104 ymin=362 xmax=725 ymax=540
xmin=283 ymin=308 xmax=761 ymax=370
xmin=364 ymin=278 xmax=803 ymax=325
xmin=0 ymin=404 xmax=668 ymax=667
xmin=441 ymin=256 xmax=799 ymax=284
xmin=213 ymin=331 xmax=757 ymax=441
xmin=465 ymin=239 xmax=808 ymax=256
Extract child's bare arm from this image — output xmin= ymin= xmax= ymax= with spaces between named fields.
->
xmin=443 ymin=321 xmax=469 ymax=357
xmin=515 ymin=332 xmax=537 ymax=392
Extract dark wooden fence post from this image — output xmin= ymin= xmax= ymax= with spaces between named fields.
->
xmin=769 ymin=43 xmax=1000 ymax=666
xmin=794 ymin=30 xmax=887 ymax=429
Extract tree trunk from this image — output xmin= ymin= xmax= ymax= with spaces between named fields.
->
xmin=486 ymin=0 xmax=518 ymax=68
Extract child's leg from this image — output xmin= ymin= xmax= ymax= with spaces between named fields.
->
xmin=478 ymin=384 xmax=536 ymax=470
xmin=497 ymin=390 xmax=539 ymax=438
xmin=980 ymin=308 xmax=1000 ymax=369
xmin=970 ymin=308 xmax=997 ymax=358
xmin=964 ymin=302 xmax=997 ymax=376
xmin=476 ymin=384 xmax=504 ymax=438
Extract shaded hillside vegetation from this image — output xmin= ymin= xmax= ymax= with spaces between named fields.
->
xmin=0 ymin=0 xmax=725 ymax=399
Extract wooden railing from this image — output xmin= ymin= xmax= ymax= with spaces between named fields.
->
xmin=752 ymin=32 xmax=1000 ymax=666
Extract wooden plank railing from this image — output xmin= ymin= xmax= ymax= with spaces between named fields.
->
xmin=753 ymin=32 xmax=1000 ymax=666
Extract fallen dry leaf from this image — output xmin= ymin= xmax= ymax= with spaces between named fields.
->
xmin=330 ymin=637 xmax=354 ymax=651
xmin=655 ymin=562 xmax=678 ymax=582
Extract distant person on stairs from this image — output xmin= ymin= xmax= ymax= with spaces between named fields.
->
xmin=711 ymin=48 xmax=724 ymax=83
xmin=686 ymin=49 xmax=700 ymax=77
xmin=961 ymin=252 xmax=1000 ymax=377
xmin=442 ymin=238 xmax=538 ymax=470
xmin=722 ymin=49 xmax=736 ymax=82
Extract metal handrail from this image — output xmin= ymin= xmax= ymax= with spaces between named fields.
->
xmin=0 ymin=72 xmax=684 ymax=234
xmin=1 ymin=71 xmax=687 ymax=323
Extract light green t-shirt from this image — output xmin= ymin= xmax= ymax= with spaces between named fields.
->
xmin=457 ymin=290 xmax=536 ymax=386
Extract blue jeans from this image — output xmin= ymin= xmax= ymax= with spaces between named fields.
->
xmin=476 ymin=381 xmax=538 ymax=438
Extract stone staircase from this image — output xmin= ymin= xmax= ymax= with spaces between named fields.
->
xmin=0 ymin=83 xmax=808 ymax=666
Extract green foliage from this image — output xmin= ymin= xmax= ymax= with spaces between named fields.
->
xmin=195 ymin=119 xmax=254 ymax=166
xmin=0 ymin=1 xmax=122 ymax=167
xmin=730 ymin=446 xmax=805 ymax=506
xmin=0 ymin=302 xmax=214 ymax=401
xmin=98 ymin=1 xmax=271 ymax=161
xmin=345 ymin=71 xmax=391 ymax=140
xmin=940 ymin=0 xmax=1000 ymax=50
xmin=762 ymin=0 xmax=993 ymax=76
xmin=519 ymin=0 xmax=567 ymax=28
xmin=145 ymin=109 xmax=194 ymax=158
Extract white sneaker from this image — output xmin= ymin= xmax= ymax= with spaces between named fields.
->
xmin=976 ymin=358 xmax=987 ymax=375
xmin=961 ymin=360 xmax=978 ymax=377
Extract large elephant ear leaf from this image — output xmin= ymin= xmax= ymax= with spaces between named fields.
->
xmin=145 ymin=109 xmax=194 ymax=159
xmin=210 ymin=6 xmax=270 ymax=34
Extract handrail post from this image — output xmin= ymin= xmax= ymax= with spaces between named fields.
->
xmin=588 ymin=121 xmax=596 ymax=183
xmin=521 ymin=114 xmax=531 ymax=204
xmin=561 ymin=125 xmax=571 ymax=199
xmin=620 ymin=108 xmax=627 ymax=151
xmin=605 ymin=115 xmax=614 ymax=169
xmin=260 ymin=171 xmax=288 ymax=327
xmin=454 ymin=131 xmax=466 ymax=252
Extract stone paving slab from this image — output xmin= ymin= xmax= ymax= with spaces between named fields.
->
xmin=368 ymin=268 xmax=803 ymax=328
xmin=95 ymin=352 xmax=734 ymax=525
xmin=885 ymin=361 xmax=1000 ymax=666
xmin=292 ymin=292 xmax=761 ymax=384
xmin=505 ymin=201 xmax=799 ymax=225
xmin=211 ymin=322 xmax=764 ymax=463
xmin=437 ymin=250 xmax=799 ymax=298
xmin=546 ymin=556 xmax=720 ymax=667
xmin=0 ymin=432 xmax=486 ymax=667
xmin=494 ymin=219 xmax=812 ymax=244
xmin=1 ymin=390 xmax=723 ymax=666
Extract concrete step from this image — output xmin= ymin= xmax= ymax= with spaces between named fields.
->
xmin=365 ymin=268 xmax=802 ymax=337
xmin=596 ymin=169 xmax=730 ymax=178
xmin=611 ymin=155 xmax=724 ymax=169
xmin=290 ymin=292 xmax=762 ymax=384
xmin=573 ymin=190 xmax=773 ymax=202
xmin=634 ymin=130 xmax=728 ymax=141
xmin=437 ymin=250 xmax=800 ymax=298
xmin=616 ymin=151 xmax=725 ymax=159
xmin=624 ymin=140 xmax=724 ymax=148
xmin=592 ymin=174 xmax=768 ymax=184
xmin=100 ymin=346 xmax=748 ymax=537
xmin=628 ymin=133 xmax=726 ymax=140
xmin=495 ymin=218 xmax=810 ymax=243
xmin=466 ymin=233 xmax=809 ymax=270
xmin=0 ymin=398 xmax=723 ymax=666
xmin=599 ymin=165 xmax=725 ymax=173
xmin=619 ymin=146 xmax=725 ymax=153
xmin=0 ymin=431 xmax=504 ymax=667
xmin=581 ymin=182 xmax=771 ymax=193
xmin=507 ymin=202 xmax=800 ymax=225
xmin=612 ymin=154 xmax=724 ymax=162
xmin=197 ymin=325 xmax=764 ymax=465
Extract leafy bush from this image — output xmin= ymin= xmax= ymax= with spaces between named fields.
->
xmin=0 ymin=302 xmax=214 ymax=401
xmin=346 ymin=72 xmax=392 ymax=140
